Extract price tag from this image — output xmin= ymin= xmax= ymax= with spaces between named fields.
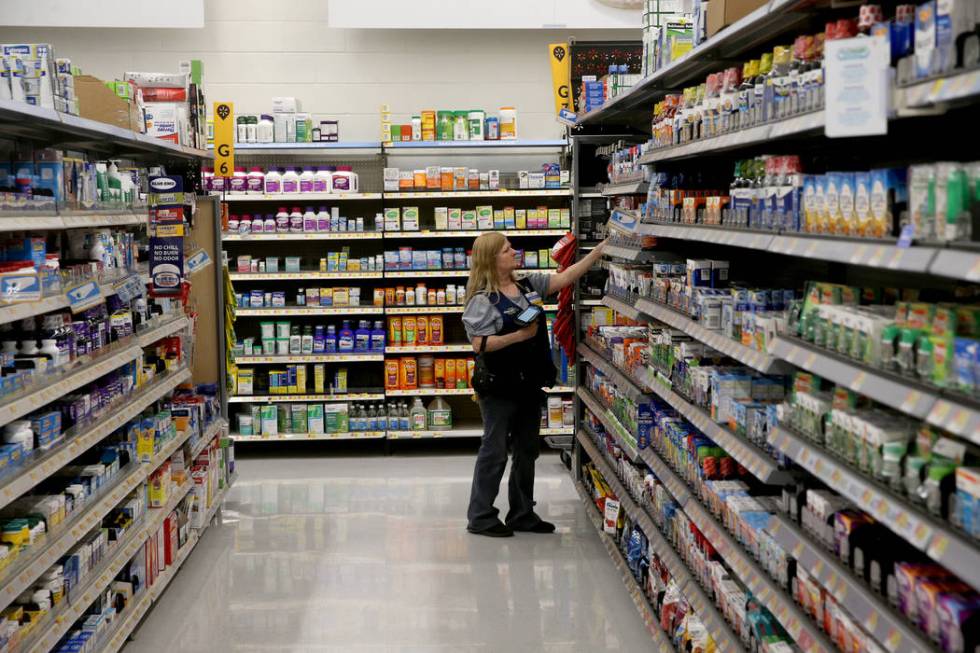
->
xmin=186 ymin=249 xmax=212 ymax=275
xmin=65 ymin=279 xmax=103 ymax=314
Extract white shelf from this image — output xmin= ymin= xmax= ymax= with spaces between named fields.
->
xmin=768 ymin=426 xmax=980 ymax=594
xmin=896 ymin=68 xmax=980 ymax=109
xmin=576 ymin=386 xmax=638 ymax=462
xmin=540 ymin=426 xmax=574 ymax=435
xmin=0 ymin=97 xmax=210 ymax=161
xmin=577 ymin=432 xmax=742 ymax=652
xmin=0 ymin=339 xmax=143 ymax=429
xmin=189 ymin=419 xmax=227 ymax=461
xmin=212 ymin=141 xmax=381 ymax=150
xmin=384 ymin=189 xmax=571 ymax=199
xmin=929 ymin=247 xmax=980 ymax=283
xmin=0 ymin=366 xmax=191 ymax=511
xmin=227 ymin=392 xmax=385 ymax=403
xmin=637 ymin=223 xmax=776 ymax=252
xmin=579 ymin=298 xmax=603 ymax=306
xmin=600 ymin=180 xmax=649 ymax=196
xmin=545 ymin=385 xmax=575 ymax=393
xmin=196 ymin=473 xmax=237 ymax=530
xmin=383 ymin=229 xmax=567 ymax=238
xmin=231 ymin=431 xmax=385 ymax=442
xmin=229 ymin=271 xmax=383 ymax=281
xmin=603 ymin=243 xmax=655 ymax=263
xmin=0 ymin=210 xmax=145 ymax=232
xmin=236 ymin=306 xmax=385 ymax=317
xmin=222 ymin=192 xmax=382 ymax=202
xmin=234 ymin=353 xmax=384 ymax=364
xmin=385 ymin=344 xmax=472 ymax=354
xmin=578 ymin=342 xmax=652 ymax=402
xmin=384 ymin=305 xmax=465 ymax=315
xmin=384 ymin=139 xmax=567 ymax=150
xmin=637 ymin=111 xmax=824 ymax=164
xmin=136 ymin=314 xmax=190 ymax=347
xmin=385 ymin=387 xmax=474 ymax=396
xmin=600 ymin=294 xmax=646 ymax=322
xmin=0 ymin=270 xmax=141 ymax=326
xmin=387 ymin=427 xmax=483 ymax=439
xmin=384 ymin=270 xmax=470 ymax=278
xmin=634 ymin=297 xmax=788 ymax=374
xmin=223 ymin=231 xmax=383 ymax=241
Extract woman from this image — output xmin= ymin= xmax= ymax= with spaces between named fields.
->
xmin=463 ymin=232 xmax=607 ymax=537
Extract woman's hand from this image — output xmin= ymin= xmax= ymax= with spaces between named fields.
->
xmin=594 ymin=237 xmax=610 ymax=254
xmin=514 ymin=320 xmax=539 ymax=342
xmin=473 ymin=320 xmax=539 ymax=353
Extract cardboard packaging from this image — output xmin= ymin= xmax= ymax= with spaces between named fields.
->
xmin=74 ymin=75 xmax=143 ymax=133
xmin=706 ymin=0 xmax=767 ymax=37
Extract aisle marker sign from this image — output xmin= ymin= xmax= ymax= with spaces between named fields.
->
xmin=548 ymin=43 xmax=571 ymax=117
xmin=213 ymin=102 xmax=234 ymax=177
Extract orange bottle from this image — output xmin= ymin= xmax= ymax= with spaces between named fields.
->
xmin=429 ymin=316 xmax=444 ymax=345
xmin=466 ymin=359 xmax=475 ymax=387
xmin=416 ymin=315 xmax=429 ymax=346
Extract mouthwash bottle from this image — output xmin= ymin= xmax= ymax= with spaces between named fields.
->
xmin=338 ymin=320 xmax=354 ymax=353
xmin=325 ymin=325 xmax=337 ymax=353
xmin=354 ymin=320 xmax=370 ymax=352
xmin=371 ymin=320 xmax=386 ymax=352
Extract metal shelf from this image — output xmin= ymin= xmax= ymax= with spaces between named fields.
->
xmin=385 ymin=388 xmax=474 ymax=396
xmin=766 ymin=513 xmax=938 ymax=653
xmin=385 ymin=344 xmax=472 ymax=354
xmin=637 ymin=111 xmax=824 ymax=164
xmin=136 ymin=314 xmax=190 ymax=347
xmin=210 ymin=141 xmax=381 ymax=150
xmin=600 ymin=180 xmax=649 ymax=196
xmin=926 ymin=394 xmax=980 ymax=442
xmin=896 ymin=67 xmax=980 ymax=110
xmin=578 ymin=431 xmax=741 ymax=652
xmin=929 ymin=247 xmax=980 ymax=283
xmin=576 ymin=386 xmax=639 ymax=462
xmin=383 ymin=229 xmax=567 ymax=238
xmin=234 ymin=353 xmax=384 ymax=364
xmin=768 ymin=426 xmax=980 ymax=593
xmin=235 ymin=306 xmax=385 ymax=317
xmin=767 ymin=234 xmax=938 ymax=273
xmin=541 ymin=426 xmax=574 ymax=435
xmin=635 ymin=297 xmax=788 ymax=374
xmin=0 ymin=98 xmax=210 ymax=161
xmin=196 ymin=472 xmax=237 ymax=530
xmin=228 ymin=271 xmax=384 ymax=281
xmin=227 ymin=392 xmax=385 ymax=403
xmin=385 ymin=305 xmax=465 ymax=315
xmin=189 ymin=419 xmax=226 ymax=461
xmin=571 ymin=477 xmax=675 ymax=653
xmin=0 ymin=270 xmax=142 ymax=326
xmin=637 ymin=223 xmax=776 ymax=252
xmin=387 ymin=427 xmax=483 ymax=439
xmin=384 ymin=139 xmax=567 ymax=150
xmin=223 ymin=231 xmax=383 ymax=241
xmin=545 ymin=385 xmax=575 ymax=393
xmin=603 ymin=243 xmax=655 ymax=262
xmin=0 ymin=210 xmax=144 ymax=232
xmin=0 ymin=366 xmax=191 ymax=511
xmin=231 ymin=431 xmax=385 ymax=442
xmin=221 ymin=192 xmax=382 ymax=202
xmin=384 ymin=270 xmax=470 ymax=278
xmin=601 ymin=294 xmax=647 ymax=322
xmin=384 ymin=189 xmax=571 ymax=199
xmin=769 ymin=335 xmax=939 ymax=420
xmin=0 ymin=339 xmax=143 ymax=429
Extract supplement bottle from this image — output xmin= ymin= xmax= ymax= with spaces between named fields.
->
xmin=453 ymin=112 xmax=469 ymax=140
xmin=499 ymin=107 xmax=517 ymax=139
xmin=331 ymin=166 xmax=358 ymax=192
xmin=354 ymin=320 xmax=370 ymax=352
xmin=313 ymin=167 xmax=331 ymax=193
xmin=230 ymin=167 xmax=248 ymax=193
xmin=264 ymin=168 xmax=282 ymax=194
xmin=468 ymin=110 xmax=485 ymax=140
xmin=299 ymin=167 xmax=314 ymax=193
xmin=289 ymin=207 xmax=303 ymax=233
xmin=281 ymin=167 xmax=300 ymax=193
xmin=263 ymin=214 xmax=276 ymax=233
xmin=325 ymin=325 xmax=337 ymax=352
xmin=303 ymin=207 xmax=317 ymax=232
xmin=257 ymin=114 xmax=274 ymax=142
xmin=411 ymin=116 xmax=422 ymax=140
xmin=247 ymin=167 xmax=264 ymax=194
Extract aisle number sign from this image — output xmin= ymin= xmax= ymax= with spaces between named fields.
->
xmin=213 ymin=101 xmax=235 ymax=177
xmin=548 ymin=43 xmax=571 ymax=117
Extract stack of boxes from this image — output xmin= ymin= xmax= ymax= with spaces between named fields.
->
xmin=0 ymin=44 xmax=78 ymax=115
xmin=125 ymin=63 xmax=207 ymax=149
xmin=641 ymin=0 xmax=700 ymax=78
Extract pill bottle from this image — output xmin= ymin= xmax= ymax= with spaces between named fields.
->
xmin=264 ymin=168 xmax=282 ymax=194
xmin=468 ymin=110 xmax=485 ymax=140
xmin=247 ymin=167 xmax=264 ymax=194
xmin=411 ymin=116 xmax=422 ymax=140
xmin=485 ymin=116 xmax=500 ymax=140
xmin=230 ymin=167 xmax=248 ymax=193
xmin=332 ymin=166 xmax=358 ymax=192
xmin=453 ymin=112 xmax=469 ymax=141
xmin=281 ymin=167 xmax=300 ymax=193
xmin=313 ymin=167 xmax=332 ymax=193
xmin=499 ymin=107 xmax=517 ymax=139
xmin=299 ymin=168 xmax=314 ymax=193
xmin=257 ymin=114 xmax=274 ymax=143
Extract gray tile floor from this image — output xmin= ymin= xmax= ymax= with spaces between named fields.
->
xmin=123 ymin=453 xmax=653 ymax=652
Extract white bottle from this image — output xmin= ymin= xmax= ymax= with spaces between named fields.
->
xmin=264 ymin=215 xmax=276 ymax=233
xmin=40 ymin=340 xmax=61 ymax=367
xmin=264 ymin=168 xmax=282 ymax=194
xmin=20 ymin=340 xmax=38 ymax=355
xmin=3 ymin=421 xmax=34 ymax=453
xmin=303 ymin=207 xmax=317 ymax=232
xmin=275 ymin=207 xmax=290 ymax=230
xmin=257 ymin=114 xmax=274 ymax=143
xmin=313 ymin=167 xmax=332 ymax=193
xmin=289 ymin=207 xmax=303 ymax=232
xmin=317 ymin=207 xmax=330 ymax=232
xmin=247 ymin=167 xmax=265 ymax=194
xmin=281 ymin=167 xmax=300 ymax=194
xmin=298 ymin=167 xmax=314 ymax=193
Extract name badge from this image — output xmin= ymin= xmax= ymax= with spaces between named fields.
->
xmin=524 ymin=290 xmax=543 ymax=306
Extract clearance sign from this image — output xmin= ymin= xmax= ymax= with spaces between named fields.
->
xmin=213 ymin=101 xmax=235 ymax=178
xmin=548 ymin=43 xmax=571 ymax=116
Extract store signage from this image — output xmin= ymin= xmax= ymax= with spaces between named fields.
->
xmin=825 ymin=36 xmax=889 ymax=138
xmin=557 ymin=108 xmax=577 ymax=126
xmin=186 ymin=248 xmax=212 ymax=274
xmin=608 ymin=209 xmax=640 ymax=234
xmin=0 ymin=271 xmax=41 ymax=302
xmin=149 ymin=237 xmax=184 ymax=295
xmin=115 ymin=274 xmax=145 ymax=303
xmin=548 ymin=43 xmax=572 ymax=116
xmin=213 ymin=101 xmax=235 ymax=178
xmin=66 ymin=279 xmax=103 ymax=313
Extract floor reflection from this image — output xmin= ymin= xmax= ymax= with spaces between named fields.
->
xmin=123 ymin=454 xmax=652 ymax=653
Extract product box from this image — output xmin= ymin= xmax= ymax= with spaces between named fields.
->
xmin=915 ymin=1 xmax=937 ymax=78
xmin=402 ymin=206 xmax=420 ymax=231
xmin=74 ymin=74 xmax=143 ymax=133
xmin=706 ymin=0 xmax=766 ymax=36
xmin=143 ymin=102 xmax=180 ymax=143
xmin=383 ymin=167 xmax=400 ymax=192
xmin=384 ymin=207 xmax=400 ymax=232
xmin=461 ymin=210 xmax=477 ymax=230
xmin=477 ymin=206 xmax=494 ymax=229
xmin=271 ymin=96 xmax=301 ymax=113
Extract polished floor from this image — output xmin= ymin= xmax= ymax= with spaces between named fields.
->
xmin=124 ymin=453 xmax=653 ymax=652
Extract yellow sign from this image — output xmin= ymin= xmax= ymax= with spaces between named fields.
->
xmin=213 ymin=101 xmax=235 ymax=178
xmin=547 ymin=43 xmax=571 ymax=115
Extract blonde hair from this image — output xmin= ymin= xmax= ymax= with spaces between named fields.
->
xmin=465 ymin=232 xmax=515 ymax=305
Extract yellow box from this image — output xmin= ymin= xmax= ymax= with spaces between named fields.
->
xmin=334 ymin=287 xmax=349 ymax=306
xmin=516 ymin=209 xmax=527 ymax=229
xmin=297 ymin=364 xmax=307 ymax=393
xmin=137 ymin=424 xmax=154 ymax=462
xmin=314 ymin=364 xmax=326 ymax=394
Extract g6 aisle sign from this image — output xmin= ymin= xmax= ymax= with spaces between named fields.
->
xmin=548 ymin=43 xmax=571 ymax=116
xmin=213 ymin=101 xmax=235 ymax=177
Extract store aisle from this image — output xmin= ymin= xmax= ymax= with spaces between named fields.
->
xmin=123 ymin=453 xmax=652 ymax=653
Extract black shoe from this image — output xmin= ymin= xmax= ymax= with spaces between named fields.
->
xmin=510 ymin=520 xmax=556 ymax=533
xmin=467 ymin=523 xmax=514 ymax=538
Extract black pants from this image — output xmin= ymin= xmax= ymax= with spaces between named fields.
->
xmin=467 ymin=393 xmax=542 ymax=530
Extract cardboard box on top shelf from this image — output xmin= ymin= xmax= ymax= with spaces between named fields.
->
xmin=706 ymin=0 xmax=767 ymax=37
xmin=74 ymin=75 xmax=144 ymax=133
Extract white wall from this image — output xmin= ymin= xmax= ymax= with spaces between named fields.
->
xmin=0 ymin=0 xmax=636 ymax=140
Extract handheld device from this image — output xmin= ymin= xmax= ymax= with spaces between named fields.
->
xmin=513 ymin=304 xmax=543 ymax=327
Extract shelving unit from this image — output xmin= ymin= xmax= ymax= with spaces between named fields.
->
xmin=0 ymin=100 xmax=233 ymax=652
xmin=222 ymin=138 xmax=574 ymax=446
